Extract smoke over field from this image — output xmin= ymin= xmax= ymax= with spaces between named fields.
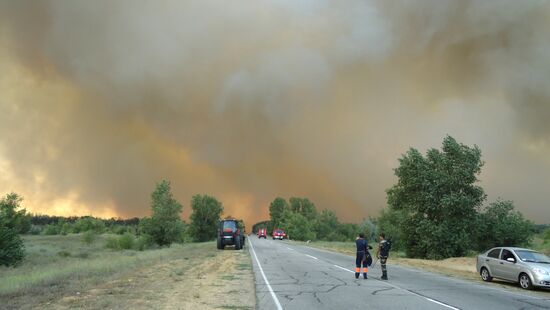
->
xmin=0 ymin=0 xmax=549 ymax=223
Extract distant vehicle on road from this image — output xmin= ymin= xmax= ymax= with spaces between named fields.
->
xmin=476 ymin=247 xmax=550 ymax=290
xmin=258 ymin=228 xmax=267 ymax=239
xmin=217 ymin=218 xmax=245 ymax=250
xmin=272 ymin=228 xmax=286 ymax=240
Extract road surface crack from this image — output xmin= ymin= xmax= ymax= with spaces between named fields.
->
xmin=371 ymin=287 xmax=394 ymax=295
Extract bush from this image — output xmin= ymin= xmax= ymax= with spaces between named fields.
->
xmin=118 ymin=233 xmax=135 ymax=250
xmin=29 ymin=225 xmax=42 ymax=235
xmin=60 ymin=223 xmax=73 ymax=235
xmin=82 ymin=231 xmax=96 ymax=245
xmin=43 ymin=224 xmax=59 ymax=235
xmin=0 ymin=226 xmax=25 ymax=266
xmin=73 ymin=217 xmax=105 ymax=234
xmin=475 ymin=200 xmax=534 ymax=250
xmin=135 ymin=234 xmax=153 ymax=251
xmin=0 ymin=193 xmax=28 ymax=266
xmin=113 ymin=225 xmax=128 ymax=235
xmin=105 ymin=236 xmax=119 ymax=249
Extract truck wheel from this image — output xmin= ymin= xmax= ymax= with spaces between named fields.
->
xmin=217 ymin=236 xmax=224 ymax=250
xmin=235 ymin=235 xmax=242 ymax=250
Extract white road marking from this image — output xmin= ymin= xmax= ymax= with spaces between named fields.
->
xmin=333 ymin=264 xmax=354 ymax=273
xmin=305 ymin=254 xmax=318 ymax=260
xmin=332 ymin=264 xmax=460 ymax=310
xmin=286 ymin=247 xmax=293 ymax=250
xmin=249 ymin=238 xmax=283 ymax=310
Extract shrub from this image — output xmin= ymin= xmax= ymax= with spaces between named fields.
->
xmin=118 ymin=233 xmax=135 ymax=250
xmin=29 ymin=225 xmax=42 ymax=235
xmin=135 ymin=234 xmax=153 ymax=251
xmin=43 ymin=224 xmax=59 ymax=235
xmin=113 ymin=225 xmax=128 ymax=235
xmin=105 ymin=236 xmax=120 ymax=249
xmin=82 ymin=231 xmax=96 ymax=245
xmin=0 ymin=226 xmax=25 ymax=266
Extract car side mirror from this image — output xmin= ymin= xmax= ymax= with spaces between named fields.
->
xmin=506 ymin=257 xmax=516 ymax=263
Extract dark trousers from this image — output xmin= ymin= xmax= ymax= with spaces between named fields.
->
xmin=355 ymin=252 xmax=369 ymax=274
xmin=380 ymin=256 xmax=388 ymax=277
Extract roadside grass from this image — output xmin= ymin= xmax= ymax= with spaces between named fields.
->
xmin=0 ymin=235 xmax=214 ymax=308
xmin=1 ymin=235 xmax=257 ymax=309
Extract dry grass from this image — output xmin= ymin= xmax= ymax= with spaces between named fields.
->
xmin=0 ymin=235 xmax=255 ymax=309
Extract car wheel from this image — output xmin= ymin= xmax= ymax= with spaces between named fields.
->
xmin=217 ymin=236 xmax=223 ymax=250
xmin=480 ymin=267 xmax=492 ymax=282
xmin=519 ymin=273 xmax=533 ymax=290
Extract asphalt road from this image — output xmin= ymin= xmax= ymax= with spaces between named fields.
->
xmin=248 ymin=237 xmax=550 ymax=310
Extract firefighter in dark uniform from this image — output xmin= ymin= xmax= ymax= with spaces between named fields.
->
xmin=355 ymin=233 xmax=371 ymax=279
xmin=376 ymin=233 xmax=389 ymax=280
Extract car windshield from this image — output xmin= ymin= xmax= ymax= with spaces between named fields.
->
xmin=515 ymin=250 xmax=550 ymax=263
xmin=275 ymin=230 xmax=283 ymax=234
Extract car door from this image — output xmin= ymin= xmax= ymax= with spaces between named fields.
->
xmin=485 ymin=248 xmax=503 ymax=278
xmin=498 ymin=249 xmax=521 ymax=281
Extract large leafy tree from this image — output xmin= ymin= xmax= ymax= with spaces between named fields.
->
xmin=386 ymin=136 xmax=486 ymax=259
xmin=0 ymin=193 xmax=26 ymax=266
xmin=140 ymin=180 xmax=184 ymax=246
xmin=269 ymin=197 xmax=288 ymax=229
xmin=188 ymin=194 xmax=223 ymax=242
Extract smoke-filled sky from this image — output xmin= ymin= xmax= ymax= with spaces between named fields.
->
xmin=1 ymin=0 xmax=549 ymax=225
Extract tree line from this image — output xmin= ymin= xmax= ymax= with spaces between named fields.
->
xmin=1 ymin=180 xmax=225 ymax=267
xmin=253 ymin=197 xmax=377 ymax=242
xmin=1 ymin=135 xmax=541 ymax=266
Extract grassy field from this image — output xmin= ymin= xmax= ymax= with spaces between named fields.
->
xmin=0 ymin=235 xmax=255 ymax=309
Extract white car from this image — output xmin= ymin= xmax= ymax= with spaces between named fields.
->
xmin=476 ymin=247 xmax=550 ymax=290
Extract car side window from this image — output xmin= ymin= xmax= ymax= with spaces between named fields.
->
xmin=501 ymin=249 xmax=515 ymax=261
xmin=487 ymin=248 xmax=501 ymax=258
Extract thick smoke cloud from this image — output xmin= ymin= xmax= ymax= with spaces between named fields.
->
xmin=0 ymin=0 xmax=549 ymax=224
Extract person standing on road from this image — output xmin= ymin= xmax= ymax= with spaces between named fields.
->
xmin=355 ymin=233 xmax=371 ymax=279
xmin=376 ymin=233 xmax=390 ymax=280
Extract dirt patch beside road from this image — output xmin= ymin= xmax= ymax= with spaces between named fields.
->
xmin=47 ymin=242 xmax=255 ymax=310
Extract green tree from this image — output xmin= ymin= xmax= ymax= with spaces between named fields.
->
xmin=359 ymin=217 xmax=378 ymax=242
xmin=188 ymin=194 xmax=223 ymax=242
xmin=0 ymin=193 xmax=26 ymax=266
xmin=377 ymin=207 xmax=407 ymax=251
xmin=289 ymin=197 xmax=318 ymax=221
xmin=315 ymin=209 xmax=340 ymax=240
xmin=279 ymin=209 xmax=316 ymax=241
xmin=475 ymin=200 xmax=534 ymax=250
xmin=269 ymin=197 xmax=288 ymax=229
xmin=141 ymin=180 xmax=184 ymax=246
xmin=386 ymin=136 xmax=486 ymax=259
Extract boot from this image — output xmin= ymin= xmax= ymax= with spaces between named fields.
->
xmin=363 ymin=273 xmax=368 ymax=279
xmin=381 ymin=271 xmax=388 ymax=280
xmin=355 ymin=272 xmax=360 ymax=279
